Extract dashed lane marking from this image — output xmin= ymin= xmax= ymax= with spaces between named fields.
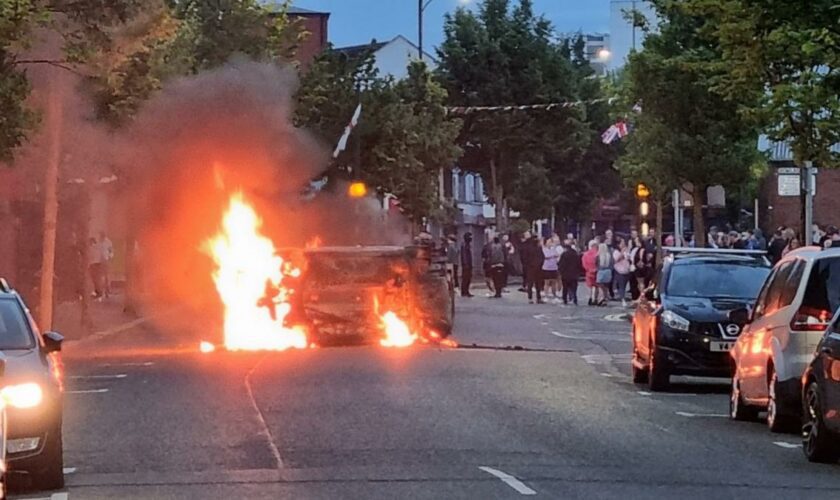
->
xmin=675 ymin=411 xmax=728 ymax=418
xmin=67 ymin=389 xmax=109 ymax=394
xmin=582 ymin=353 xmax=632 ymax=364
xmin=479 ymin=466 xmax=537 ymax=496
xmin=68 ymin=374 xmax=127 ymax=380
xmin=773 ymin=441 xmax=801 ymax=449
xmin=551 ymin=331 xmax=630 ymax=342
xmin=100 ymin=361 xmax=154 ymax=367
xmin=638 ymin=391 xmax=697 ymax=397
xmin=63 ymin=467 xmax=77 ymax=474
xmin=23 ymin=493 xmax=69 ymax=500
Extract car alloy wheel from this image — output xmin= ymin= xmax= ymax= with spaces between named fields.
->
xmin=802 ymin=381 xmax=840 ymax=463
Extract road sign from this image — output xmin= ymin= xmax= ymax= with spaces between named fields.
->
xmin=778 ymin=175 xmax=799 ymax=196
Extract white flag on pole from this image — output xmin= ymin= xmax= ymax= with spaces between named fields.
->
xmin=333 ymin=103 xmax=362 ymax=158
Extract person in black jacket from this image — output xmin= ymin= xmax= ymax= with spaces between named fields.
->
xmin=460 ymin=233 xmax=474 ymax=297
xmin=521 ymin=234 xmax=546 ymax=304
xmin=558 ymin=240 xmax=582 ymax=305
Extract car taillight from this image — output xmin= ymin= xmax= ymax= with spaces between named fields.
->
xmin=790 ymin=307 xmax=832 ymax=332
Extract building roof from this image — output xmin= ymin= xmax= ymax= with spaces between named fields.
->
xmin=335 ymin=35 xmax=437 ymax=63
xmin=335 ymin=40 xmax=389 ymax=59
xmin=760 ymin=135 xmax=840 ymax=162
xmin=261 ymin=3 xmax=329 ymax=16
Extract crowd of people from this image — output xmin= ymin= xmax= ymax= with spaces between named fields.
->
xmin=445 ymin=221 xmax=840 ymax=307
xmin=447 ymin=228 xmax=661 ymax=307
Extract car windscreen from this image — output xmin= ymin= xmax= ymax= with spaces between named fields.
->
xmin=0 ymin=298 xmax=36 ymax=349
xmin=665 ymin=262 xmax=771 ymax=299
xmin=801 ymin=257 xmax=840 ymax=315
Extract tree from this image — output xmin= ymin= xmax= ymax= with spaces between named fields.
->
xmin=296 ymin=50 xmax=462 ymax=224
xmin=685 ymin=0 xmax=840 ymax=237
xmin=619 ymin=0 xmax=759 ymax=246
xmin=437 ymin=0 xmax=590 ymax=231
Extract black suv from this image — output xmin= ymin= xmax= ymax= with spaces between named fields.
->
xmin=631 ymin=250 xmax=771 ymax=391
xmin=0 ymin=279 xmax=64 ymax=489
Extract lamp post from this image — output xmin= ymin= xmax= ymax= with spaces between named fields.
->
xmin=418 ymin=0 xmax=433 ymax=62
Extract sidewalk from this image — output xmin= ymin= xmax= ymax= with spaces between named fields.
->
xmin=52 ymin=293 xmax=147 ymax=342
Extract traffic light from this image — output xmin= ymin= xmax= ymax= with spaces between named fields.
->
xmin=637 ymin=183 xmax=650 ymax=236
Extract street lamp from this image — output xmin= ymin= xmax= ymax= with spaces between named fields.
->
xmin=597 ymin=48 xmax=611 ymax=61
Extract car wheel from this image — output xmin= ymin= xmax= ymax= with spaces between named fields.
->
xmin=631 ymin=334 xmax=648 ymax=384
xmin=767 ymin=369 xmax=797 ymax=434
xmin=730 ymin=371 xmax=759 ymax=421
xmin=29 ymin=424 xmax=64 ymax=490
xmin=647 ymin=342 xmax=669 ymax=392
xmin=802 ymin=381 xmax=840 ymax=463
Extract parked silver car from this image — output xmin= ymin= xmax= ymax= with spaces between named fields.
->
xmin=729 ymin=247 xmax=840 ymax=432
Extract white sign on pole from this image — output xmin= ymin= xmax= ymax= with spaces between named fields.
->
xmin=778 ymin=175 xmax=800 ymax=196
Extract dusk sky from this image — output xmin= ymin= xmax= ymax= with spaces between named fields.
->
xmin=291 ymin=1 xmax=611 ymax=50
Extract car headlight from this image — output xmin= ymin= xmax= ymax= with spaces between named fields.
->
xmin=661 ymin=310 xmax=690 ymax=332
xmin=1 ymin=383 xmax=43 ymax=409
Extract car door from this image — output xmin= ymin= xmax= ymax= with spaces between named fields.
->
xmin=636 ymin=264 xmax=663 ymax=363
xmin=740 ymin=262 xmax=793 ymax=399
xmin=819 ymin=316 xmax=840 ymax=430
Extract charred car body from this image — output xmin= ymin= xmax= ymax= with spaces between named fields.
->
xmin=284 ymin=244 xmax=455 ymax=344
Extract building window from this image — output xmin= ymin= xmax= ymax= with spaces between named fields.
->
xmin=474 ymin=175 xmax=484 ymax=202
xmin=458 ymin=172 xmax=467 ymax=201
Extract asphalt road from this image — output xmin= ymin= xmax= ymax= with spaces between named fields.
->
xmin=11 ymin=288 xmax=840 ymax=499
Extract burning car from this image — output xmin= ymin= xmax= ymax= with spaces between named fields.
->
xmin=289 ymin=244 xmax=455 ymax=345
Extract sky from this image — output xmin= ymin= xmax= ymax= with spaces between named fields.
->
xmin=291 ymin=0 xmax=611 ymax=50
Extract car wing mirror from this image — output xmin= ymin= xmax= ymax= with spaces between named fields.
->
xmin=42 ymin=331 xmax=64 ymax=353
xmin=728 ymin=308 xmax=751 ymax=325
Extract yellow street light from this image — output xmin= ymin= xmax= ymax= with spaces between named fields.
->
xmin=348 ymin=181 xmax=368 ymax=198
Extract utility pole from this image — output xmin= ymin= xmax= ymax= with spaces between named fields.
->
xmin=803 ymin=161 xmax=815 ymax=244
xmin=672 ymin=189 xmax=681 ymax=246
xmin=418 ymin=0 xmax=424 ymax=62
xmin=39 ymin=69 xmax=63 ymax=330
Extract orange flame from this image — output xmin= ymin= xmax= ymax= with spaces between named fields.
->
xmin=380 ymin=311 xmax=417 ymax=347
xmin=205 ymin=193 xmax=307 ymax=351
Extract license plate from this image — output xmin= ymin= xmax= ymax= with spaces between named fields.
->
xmin=710 ymin=341 xmax=735 ymax=352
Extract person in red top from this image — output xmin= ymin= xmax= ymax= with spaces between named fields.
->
xmin=581 ymin=240 xmax=599 ymax=306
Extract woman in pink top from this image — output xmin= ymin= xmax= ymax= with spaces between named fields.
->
xmin=581 ymin=241 xmax=599 ymax=306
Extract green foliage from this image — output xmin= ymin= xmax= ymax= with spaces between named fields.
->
xmin=619 ymin=0 xmax=760 ymax=242
xmin=687 ymin=0 xmax=840 ymax=167
xmin=436 ymin=0 xmax=617 ymax=228
xmin=295 ymin=50 xmax=462 ymax=222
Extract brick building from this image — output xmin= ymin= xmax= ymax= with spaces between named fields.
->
xmin=288 ymin=6 xmax=330 ymax=67
xmin=758 ymin=139 xmax=840 ymax=236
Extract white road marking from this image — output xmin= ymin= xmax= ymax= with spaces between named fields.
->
xmin=582 ymin=353 xmax=632 ymax=364
xmin=773 ymin=441 xmax=801 ymax=449
xmin=551 ymin=331 xmax=630 ymax=343
xmin=101 ymin=361 xmax=154 ymax=367
xmin=637 ymin=391 xmax=697 ymax=397
xmin=479 ymin=466 xmax=537 ymax=495
xmin=245 ymin=356 xmax=284 ymax=469
xmin=600 ymin=373 xmax=615 ymax=377
xmin=532 ymin=314 xmax=548 ymax=320
xmin=675 ymin=411 xmax=728 ymax=418
xmin=69 ymin=374 xmax=127 ymax=380
xmin=21 ymin=493 xmax=68 ymax=500
xmin=63 ymin=467 xmax=77 ymax=474
xmin=67 ymin=389 xmax=109 ymax=394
